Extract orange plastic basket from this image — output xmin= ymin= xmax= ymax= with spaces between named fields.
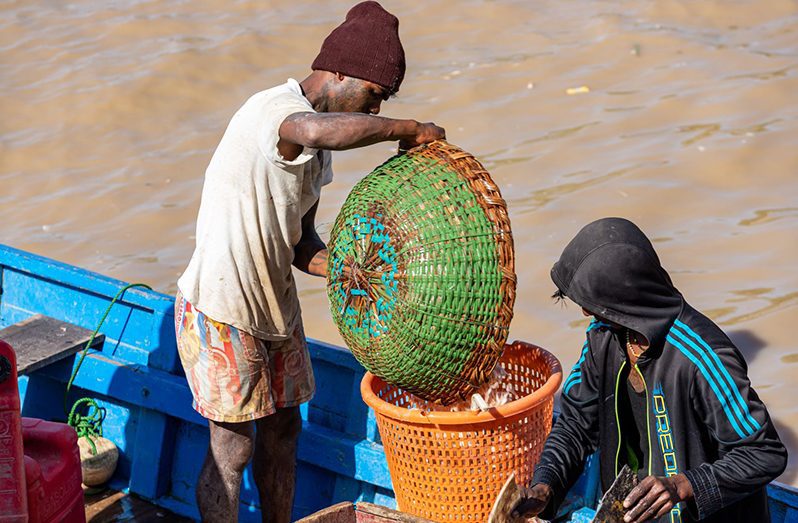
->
xmin=360 ymin=341 xmax=562 ymax=522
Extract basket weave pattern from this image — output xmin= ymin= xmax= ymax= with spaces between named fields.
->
xmin=361 ymin=342 xmax=562 ymax=521
xmin=327 ymin=141 xmax=516 ymax=404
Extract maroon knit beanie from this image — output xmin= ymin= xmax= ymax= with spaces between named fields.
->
xmin=312 ymin=1 xmax=406 ymax=95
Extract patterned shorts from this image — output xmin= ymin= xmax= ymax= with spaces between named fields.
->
xmin=174 ymin=291 xmax=315 ymax=422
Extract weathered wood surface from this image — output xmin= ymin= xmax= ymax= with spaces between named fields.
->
xmin=591 ymin=465 xmax=637 ymax=523
xmin=356 ymin=502 xmax=435 ymax=523
xmin=488 ymin=473 xmax=524 ymax=523
xmin=296 ymin=502 xmax=434 ymax=523
xmin=0 ymin=314 xmax=104 ymax=375
xmin=296 ymin=502 xmax=356 ymax=523
xmin=85 ymin=488 xmax=192 ymax=522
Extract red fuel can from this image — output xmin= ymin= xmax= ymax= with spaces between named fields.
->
xmin=23 ymin=457 xmax=42 ymax=523
xmin=21 ymin=418 xmax=85 ymax=523
xmin=0 ymin=339 xmax=27 ymax=522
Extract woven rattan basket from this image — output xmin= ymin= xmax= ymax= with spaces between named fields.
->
xmin=327 ymin=141 xmax=516 ymax=404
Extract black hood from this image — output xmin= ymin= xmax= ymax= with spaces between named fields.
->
xmin=551 ymin=217 xmax=683 ymax=353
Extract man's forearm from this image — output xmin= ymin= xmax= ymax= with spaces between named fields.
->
xmin=307 ymin=249 xmax=328 ymax=278
xmin=293 ymin=241 xmax=327 ymax=277
xmin=281 ymin=112 xmax=419 ymax=151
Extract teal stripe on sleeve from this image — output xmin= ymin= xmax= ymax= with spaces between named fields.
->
xmin=674 ymin=319 xmax=761 ymax=432
xmin=588 ymin=320 xmax=611 ymax=332
xmin=564 ymin=320 xmax=608 ymax=396
xmin=670 ymin=325 xmax=756 ymax=435
xmin=667 ymin=333 xmax=749 ymax=439
xmin=563 ymin=341 xmax=589 ymax=394
xmin=564 ymin=377 xmax=582 ymax=395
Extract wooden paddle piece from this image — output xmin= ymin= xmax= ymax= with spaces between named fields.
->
xmin=488 ymin=473 xmax=528 ymax=523
xmin=591 ymin=465 xmax=638 ymax=523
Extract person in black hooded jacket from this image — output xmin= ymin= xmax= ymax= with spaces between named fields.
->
xmin=511 ymin=217 xmax=787 ymax=523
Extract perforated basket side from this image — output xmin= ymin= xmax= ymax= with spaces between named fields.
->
xmin=361 ymin=342 xmax=562 ymax=521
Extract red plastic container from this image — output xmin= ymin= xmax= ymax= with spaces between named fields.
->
xmin=0 ymin=339 xmax=27 ymax=522
xmin=21 ymin=418 xmax=84 ymax=523
xmin=24 ymin=456 xmax=43 ymax=523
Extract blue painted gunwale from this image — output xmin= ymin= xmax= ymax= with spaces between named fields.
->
xmin=2 ymin=244 xmax=796 ymax=522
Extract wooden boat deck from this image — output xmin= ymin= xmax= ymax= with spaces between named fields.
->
xmin=85 ymin=489 xmax=192 ymax=523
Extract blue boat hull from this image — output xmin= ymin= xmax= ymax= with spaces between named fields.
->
xmin=2 ymin=244 xmax=393 ymax=520
xmin=2 ymin=244 xmax=796 ymax=522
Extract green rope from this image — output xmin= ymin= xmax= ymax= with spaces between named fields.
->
xmin=67 ymin=397 xmax=106 ymax=455
xmin=64 ymin=282 xmax=152 ymax=451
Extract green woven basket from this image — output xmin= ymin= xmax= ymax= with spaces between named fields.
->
xmin=326 ymin=141 xmax=516 ymax=404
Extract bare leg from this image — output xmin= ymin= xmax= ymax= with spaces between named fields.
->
xmin=197 ymin=420 xmax=255 ymax=523
xmin=253 ymin=407 xmax=302 ymax=523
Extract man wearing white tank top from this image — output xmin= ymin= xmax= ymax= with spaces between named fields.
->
xmin=175 ymin=2 xmax=445 ymax=521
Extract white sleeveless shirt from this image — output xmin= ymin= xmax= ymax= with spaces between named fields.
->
xmin=178 ymin=79 xmax=333 ymax=340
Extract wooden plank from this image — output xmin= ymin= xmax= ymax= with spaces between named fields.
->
xmin=296 ymin=502 xmax=356 ymax=523
xmin=770 ymin=482 xmax=798 ymax=506
xmin=84 ymin=488 xmax=193 ymax=522
xmin=345 ymin=369 xmax=370 ymax=437
xmin=768 ymin=482 xmax=798 ymax=523
xmin=0 ymin=314 xmax=104 ymax=375
xmin=332 ymin=476 xmax=362 ymax=506
xmin=129 ymin=410 xmax=176 ymax=499
xmin=356 ymin=503 xmax=434 ymax=523
xmin=295 ymin=502 xmax=434 ymax=523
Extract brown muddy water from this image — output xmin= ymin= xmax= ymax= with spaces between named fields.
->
xmin=2 ymin=0 xmax=797 ymax=485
